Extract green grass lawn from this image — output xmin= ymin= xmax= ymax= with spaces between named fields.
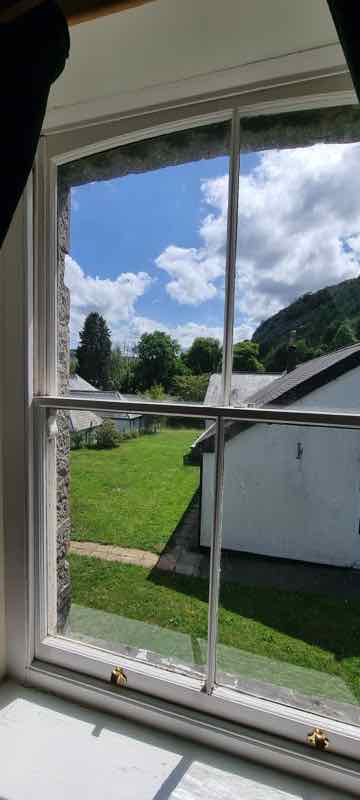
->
xmin=69 ymin=554 xmax=360 ymax=704
xmin=70 ymin=428 xmax=200 ymax=553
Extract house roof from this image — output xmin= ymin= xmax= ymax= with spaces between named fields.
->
xmin=68 ymin=375 xmax=102 ymax=432
xmin=193 ymin=341 xmax=360 ymax=453
xmin=204 ymin=372 xmax=280 ymax=407
xmin=69 ymin=376 xmax=143 ymax=420
xmin=69 ymin=374 xmax=97 ymax=391
xmin=246 ymin=341 xmax=360 ymax=408
xmin=68 ymin=409 xmax=103 ymax=434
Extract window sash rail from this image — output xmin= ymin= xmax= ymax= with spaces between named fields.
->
xmin=34 ymin=395 xmax=360 ymax=429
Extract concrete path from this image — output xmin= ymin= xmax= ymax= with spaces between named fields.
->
xmin=70 ymin=541 xmax=159 ymax=569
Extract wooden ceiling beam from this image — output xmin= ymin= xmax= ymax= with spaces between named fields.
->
xmin=59 ymin=0 xmax=155 ymax=25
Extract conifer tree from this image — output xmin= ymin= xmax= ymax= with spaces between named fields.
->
xmin=76 ymin=312 xmax=112 ymax=389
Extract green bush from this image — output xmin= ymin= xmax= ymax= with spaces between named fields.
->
xmin=71 ymin=432 xmax=85 ymax=450
xmin=96 ymin=420 xmax=120 ymax=449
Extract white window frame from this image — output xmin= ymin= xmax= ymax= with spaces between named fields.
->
xmin=4 ymin=72 xmax=360 ymax=794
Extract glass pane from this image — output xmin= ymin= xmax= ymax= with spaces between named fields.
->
xmin=54 ymin=409 xmax=214 ymax=680
xmin=58 ymin=121 xmax=230 ymax=407
xmin=230 ymin=105 xmax=360 ymax=414
xmin=54 ymin=121 xmax=231 ymax=677
xmin=194 ymin=416 xmax=360 ymax=725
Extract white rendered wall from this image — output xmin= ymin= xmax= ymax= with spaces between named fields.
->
xmin=201 ymin=368 xmax=360 ymax=566
xmin=293 ymin=365 xmax=360 ymax=412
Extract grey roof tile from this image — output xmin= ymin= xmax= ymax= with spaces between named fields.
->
xmin=204 ymin=372 xmax=280 ymax=407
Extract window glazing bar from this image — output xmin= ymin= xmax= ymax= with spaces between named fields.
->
xmin=205 ymin=112 xmax=241 ymax=694
xmin=34 ymin=395 xmax=360 ymax=429
xmin=221 ymin=109 xmax=241 ymax=405
xmin=205 ymin=416 xmax=225 ymax=694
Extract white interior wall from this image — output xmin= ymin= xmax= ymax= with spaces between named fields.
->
xmin=46 ymin=0 xmax=348 ymax=129
xmin=51 ymin=0 xmax=341 ymax=105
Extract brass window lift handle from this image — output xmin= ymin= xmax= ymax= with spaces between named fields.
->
xmin=111 ymin=667 xmax=127 ymax=687
xmin=307 ymin=728 xmax=329 ymax=751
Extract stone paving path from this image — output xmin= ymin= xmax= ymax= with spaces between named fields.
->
xmin=70 ymin=541 xmax=159 ymax=569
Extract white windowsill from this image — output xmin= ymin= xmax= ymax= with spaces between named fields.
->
xmin=0 ymin=680 xmax=355 ymax=799
xmin=0 ymin=683 xmax=354 ymax=800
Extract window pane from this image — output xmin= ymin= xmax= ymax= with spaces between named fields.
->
xmin=231 ymin=105 xmax=360 ymax=414
xmin=57 ymin=121 xmax=230 ymax=405
xmin=54 ymin=121 xmax=230 ymax=676
xmin=53 ymin=410 xmax=214 ymax=680
xmin=195 ymin=417 xmax=360 ymax=725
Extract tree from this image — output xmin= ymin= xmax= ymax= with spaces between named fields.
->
xmin=110 ymin=347 xmax=136 ymax=393
xmin=172 ymin=374 xmax=209 ymax=402
xmin=264 ymin=338 xmax=317 ymax=373
xmin=185 ymin=337 xmax=221 ymax=375
xmin=331 ymin=320 xmax=356 ymax=349
xmin=70 ymin=355 xmax=78 ymax=376
xmin=233 ymin=341 xmax=264 ymax=373
xmin=322 ymin=319 xmax=343 ymax=348
xmin=264 ymin=343 xmax=287 ymax=373
xmin=134 ymin=331 xmax=181 ymax=391
xmin=76 ymin=312 xmax=112 ymax=389
xmin=144 ymin=383 xmax=166 ymax=400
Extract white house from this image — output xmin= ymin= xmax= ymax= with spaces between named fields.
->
xmin=194 ymin=343 xmax=360 ymax=568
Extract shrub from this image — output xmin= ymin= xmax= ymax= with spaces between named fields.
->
xmin=96 ymin=420 xmax=120 ymax=449
xmin=172 ymin=374 xmax=209 ymax=402
xmin=71 ymin=432 xmax=85 ymax=450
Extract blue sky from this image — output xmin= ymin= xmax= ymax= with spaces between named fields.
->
xmin=65 ymin=142 xmax=360 ymax=350
xmin=70 ymin=156 xmax=230 ymax=332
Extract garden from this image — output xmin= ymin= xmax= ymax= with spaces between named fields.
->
xmin=68 ymin=422 xmax=360 ymax=709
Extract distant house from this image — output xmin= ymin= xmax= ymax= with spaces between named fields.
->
xmin=203 ymin=372 xmax=280 ymax=419
xmin=67 ymin=376 xmax=103 ymax=443
xmin=192 ymin=343 xmax=360 ymax=568
xmin=69 ymin=375 xmax=146 ymax=434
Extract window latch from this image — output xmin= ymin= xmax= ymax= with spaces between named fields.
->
xmin=47 ymin=409 xmax=58 ymax=440
xmin=307 ymin=728 xmax=329 ymax=751
xmin=111 ymin=667 xmax=127 ymax=688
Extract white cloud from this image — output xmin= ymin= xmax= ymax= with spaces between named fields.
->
xmin=155 ymin=142 xmax=360 ymax=334
xmin=169 ymin=322 xmax=251 ymax=350
xmin=66 ymin=141 xmax=360 ymax=352
xmin=65 ymin=256 xmax=152 ymax=348
xmin=156 ymin=175 xmax=228 ymax=305
xmin=235 ymin=142 xmax=360 ymax=330
xmin=65 ymin=254 xmax=249 ymax=350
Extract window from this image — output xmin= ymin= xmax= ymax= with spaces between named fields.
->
xmin=32 ymin=98 xmax=360 ymax=767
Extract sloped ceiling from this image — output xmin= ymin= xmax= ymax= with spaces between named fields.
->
xmin=48 ymin=0 xmax=347 ymax=124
